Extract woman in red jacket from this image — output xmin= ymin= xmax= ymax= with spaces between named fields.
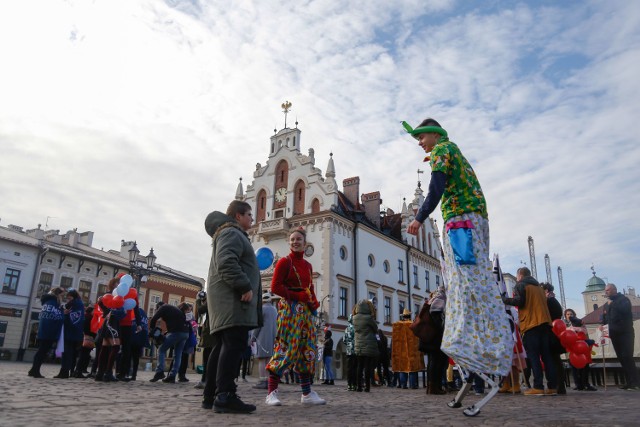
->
xmin=265 ymin=228 xmax=326 ymax=406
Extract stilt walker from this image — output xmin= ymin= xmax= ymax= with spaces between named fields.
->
xmin=404 ymin=119 xmax=513 ymax=417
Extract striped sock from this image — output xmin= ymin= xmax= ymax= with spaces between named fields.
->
xmin=300 ymin=373 xmax=311 ymax=395
xmin=268 ymin=374 xmax=280 ymax=394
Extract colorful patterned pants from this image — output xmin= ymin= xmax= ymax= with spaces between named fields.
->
xmin=266 ymin=300 xmax=317 ymax=376
xmin=441 ymin=212 xmax=513 ymax=376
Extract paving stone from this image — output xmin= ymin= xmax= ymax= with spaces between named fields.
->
xmin=1 ymin=361 xmax=638 ymax=426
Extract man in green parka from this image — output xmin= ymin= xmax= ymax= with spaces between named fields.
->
xmin=201 ymin=200 xmax=262 ymax=414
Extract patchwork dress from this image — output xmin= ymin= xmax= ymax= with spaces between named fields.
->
xmin=430 ymin=139 xmax=513 ymax=376
xmin=266 ymin=251 xmax=320 ymax=376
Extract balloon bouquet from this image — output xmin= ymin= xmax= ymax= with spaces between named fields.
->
xmin=551 ymin=319 xmax=595 ymax=369
xmin=101 ymin=274 xmax=138 ymax=311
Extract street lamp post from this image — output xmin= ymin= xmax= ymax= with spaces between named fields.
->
xmin=127 ymin=241 xmax=156 ymax=291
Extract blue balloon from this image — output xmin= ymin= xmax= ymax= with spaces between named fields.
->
xmin=119 ymin=275 xmax=134 ymax=287
xmin=116 ymin=282 xmax=130 ymax=297
xmin=255 ymin=247 xmax=274 ymax=271
xmin=123 ymin=298 xmax=136 ymax=311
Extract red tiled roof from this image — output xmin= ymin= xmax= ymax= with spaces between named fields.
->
xmin=582 ymin=304 xmax=640 ymax=325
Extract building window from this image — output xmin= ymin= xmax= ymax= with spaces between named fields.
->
xmin=2 ymin=268 xmax=20 ymax=295
xmin=384 ymin=296 xmax=391 ymax=324
xmin=339 ymin=287 xmax=348 ymax=318
xmin=339 ymin=246 xmax=348 ymax=260
xmin=79 ymin=280 xmax=92 ymax=305
xmin=148 ymin=294 xmax=162 ymax=317
xmin=414 ymin=303 xmax=420 ymax=317
xmin=60 ymin=276 xmax=73 ymax=290
xmin=413 ymin=266 xmax=419 ymax=289
xmin=37 ymin=272 xmax=54 ymax=297
xmin=398 ymin=260 xmax=404 ymax=282
xmin=368 ymin=291 xmax=377 ymax=316
xmin=311 ymin=198 xmax=320 ymax=213
xmin=368 ymin=254 xmax=375 ymax=267
xmin=138 ymin=290 xmax=146 ymax=310
xmin=97 ymin=283 xmax=107 ymax=297
xmin=425 ymin=270 xmax=430 ymax=291
xmin=436 ymin=275 xmax=440 ymax=288
xmin=398 ymin=300 xmax=405 ymax=318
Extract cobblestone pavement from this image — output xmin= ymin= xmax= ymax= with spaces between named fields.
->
xmin=1 ymin=361 xmax=638 ymax=427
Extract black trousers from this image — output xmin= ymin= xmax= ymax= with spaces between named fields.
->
xmin=201 ymin=347 xmax=212 ymax=382
xmin=117 ymin=326 xmax=133 ymax=377
xmin=611 ymin=330 xmax=639 ymax=387
xmin=60 ymin=340 xmax=81 ymax=375
xmin=31 ymin=339 xmax=55 ymax=374
xmin=377 ymin=356 xmax=391 ymax=384
xmin=203 ymin=326 xmax=249 ymax=400
xmin=75 ymin=345 xmax=92 ymax=374
xmin=427 ymin=349 xmax=448 ymax=390
xmin=347 ymin=354 xmax=357 ymax=387
xmin=356 ymin=355 xmax=376 ymax=390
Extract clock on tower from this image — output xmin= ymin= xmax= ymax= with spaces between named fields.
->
xmin=275 ymin=187 xmax=287 ymax=203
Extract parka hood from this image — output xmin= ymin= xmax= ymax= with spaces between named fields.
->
xmin=355 ymin=300 xmax=372 ymax=315
xmin=204 ymin=211 xmax=238 ymax=238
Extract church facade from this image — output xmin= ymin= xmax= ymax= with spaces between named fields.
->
xmin=237 ymin=122 xmax=443 ymax=378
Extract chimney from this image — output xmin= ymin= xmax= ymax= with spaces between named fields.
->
xmin=343 ymin=177 xmax=360 ymax=207
xmin=120 ymin=240 xmax=136 ymax=258
xmin=361 ymin=191 xmax=382 ymax=228
xmin=26 ymin=224 xmax=45 ymax=240
xmin=79 ymin=231 xmax=94 ymax=246
xmin=65 ymin=228 xmax=79 ymax=247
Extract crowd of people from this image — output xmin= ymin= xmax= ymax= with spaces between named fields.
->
xmin=26 ymin=119 xmax=639 ymax=418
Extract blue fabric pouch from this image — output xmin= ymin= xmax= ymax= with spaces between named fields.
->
xmin=447 ymin=221 xmax=476 ymax=265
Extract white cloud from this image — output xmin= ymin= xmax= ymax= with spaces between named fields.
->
xmin=1 ymin=0 xmax=639 ymax=317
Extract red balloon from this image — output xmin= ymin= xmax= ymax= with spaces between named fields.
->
xmin=571 ymin=340 xmax=590 ymax=355
xmin=112 ymin=295 xmax=124 ymax=308
xmin=102 ymin=294 xmax=114 ymax=307
xmin=569 ymin=352 xmax=588 ymax=369
xmin=126 ymin=288 xmax=138 ymax=300
xmin=552 ymin=319 xmax=566 ymax=336
xmin=560 ymin=330 xmax=578 ymax=348
xmin=576 ymin=331 xmax=587 ymax=341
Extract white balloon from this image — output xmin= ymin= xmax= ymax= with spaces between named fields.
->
xmin=112 ymin=288 xmax=118 ymax=296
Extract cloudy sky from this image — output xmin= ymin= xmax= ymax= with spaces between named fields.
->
xmin=1 ymin=0 xmax=639 ymax=316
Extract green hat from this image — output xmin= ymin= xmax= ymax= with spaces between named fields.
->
xmin=401 ymin=121 xmax=448 ymax=139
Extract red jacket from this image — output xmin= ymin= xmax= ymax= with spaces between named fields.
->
xmin=271 ymin=251 xmax=319 ymax=310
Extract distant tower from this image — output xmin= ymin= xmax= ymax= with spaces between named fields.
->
xmin=544 ymin=254 xmax=552 ymax=284
xmin=557 ymin=267 xmax=566 ymax=309
xmin=528 ymin=236 xmax=538 ymax=280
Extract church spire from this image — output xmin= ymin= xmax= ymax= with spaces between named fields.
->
xmin=326 ymin=152 xmax=336 ymax=179
xmin=235 ymin=177 xmax=244 ymax=200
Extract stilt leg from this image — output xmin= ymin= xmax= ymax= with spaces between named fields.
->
xmin=448 ymin=366 xmax=471 ymax=409
xmin=462 ymin=372 xmax=499 ymax=417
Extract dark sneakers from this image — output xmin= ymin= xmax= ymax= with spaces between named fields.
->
xmin=150 ymin=372 xmax=166 ymax=382
xmin=162 ymin=375 xmax=176 ymax=383
xmin=202 ymin=398 xmax=214 ymax=410
xmin=213 ymin=392 xmax=256 ymax=414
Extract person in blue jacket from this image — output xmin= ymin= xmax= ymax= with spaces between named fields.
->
xmin=28 ymin=287 xmax=65 ymax=378
xmin=55 ymin=289 xmax=85 ymax=378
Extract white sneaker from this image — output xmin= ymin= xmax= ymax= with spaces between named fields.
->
xmin=301 ymin=390 xmax=326 ymax=405
xmin=265 ymin=390 xmax=282 ymax=406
